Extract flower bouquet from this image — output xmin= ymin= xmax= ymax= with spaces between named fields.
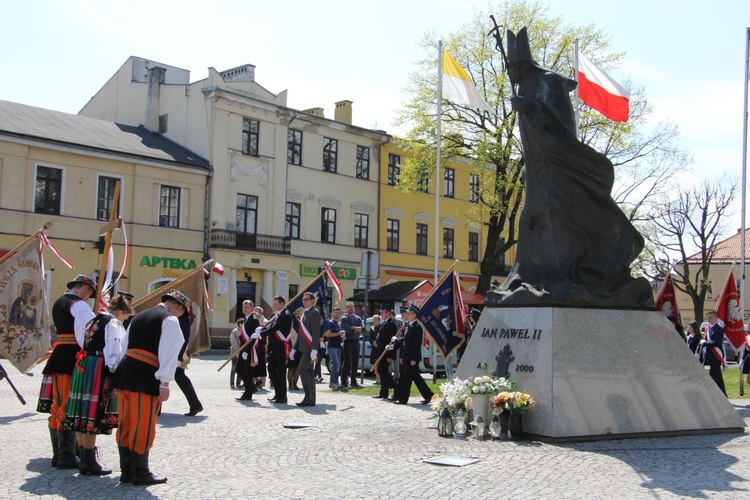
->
xmin=491 ymin=391 xmax=534 ymax=414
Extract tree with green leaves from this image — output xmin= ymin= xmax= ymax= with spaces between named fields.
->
xmin=395 ymin=0 xmax=689 ymax=295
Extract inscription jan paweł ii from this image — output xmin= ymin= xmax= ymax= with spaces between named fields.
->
xmin=480 ymin=327 xmax=542 ymax=340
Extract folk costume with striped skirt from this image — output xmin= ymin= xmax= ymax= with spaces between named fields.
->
xmin=63 ymin=313 xmax=125 ymax=434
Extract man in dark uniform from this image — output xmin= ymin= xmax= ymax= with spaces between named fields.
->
xmin=39 ymin=273 xmax=96 ymax=468
xmin=291 ymin=292 xmax=321 ymax=407
xmin=110 ymin=289 xmax=187 ymax=485
xmin=393 ymin=305 xmax=434 ymax=405
xmin=252 ymin=295 xmax=293 ymax=404
xmin=237 ymin=300 xmax=260 ymax=401
xmin=703 ymin=310 xmax=728 ymax=396
xmin=176 ymin=311 xmax=203 ymax=416
xmin=373 ymin=305 xmax=399 ymax=400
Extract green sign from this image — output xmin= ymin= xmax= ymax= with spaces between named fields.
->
xmin=300 ymin=263 xmax=357 ymax=280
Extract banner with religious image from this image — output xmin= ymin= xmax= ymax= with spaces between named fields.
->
xmin=0 ymin=235 xmax=51 ymax=373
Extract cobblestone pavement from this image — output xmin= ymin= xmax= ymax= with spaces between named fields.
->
xmin=2 ymin=353 xmax=750 ymax=499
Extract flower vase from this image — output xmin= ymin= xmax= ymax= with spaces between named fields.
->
xmin=499 ymin=411 xmax=510 ymax=437
xmin=508 ymin=412 xmax=523 ymax=439
xmin=471 ymin=394 xmax=490 ymax=434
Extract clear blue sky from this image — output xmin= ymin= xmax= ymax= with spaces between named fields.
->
xmin=2 ymin=0 xmax=749 ymax=225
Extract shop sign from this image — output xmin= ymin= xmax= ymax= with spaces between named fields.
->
xmin=299 ymin=263 xmax=357 ymax=280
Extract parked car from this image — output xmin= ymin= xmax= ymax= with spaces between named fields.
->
xmin=723 ymin=338 xmax=741 ymax=363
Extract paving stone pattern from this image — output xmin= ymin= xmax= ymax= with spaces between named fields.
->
xmin=1 ymin=354 xmax=749 ymax=499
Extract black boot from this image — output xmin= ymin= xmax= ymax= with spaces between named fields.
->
xmin=118 ymin=447 xmax=132 ymax=483
xmin=79 ymin=447 xmax=112 ymax=475
xmin=56 ymin=430 xmax=80 ymax=469
xmin=131 ymin=451 xmax=167 ymax=485
xmin=49 ymin=428 xmax=59 ymax=467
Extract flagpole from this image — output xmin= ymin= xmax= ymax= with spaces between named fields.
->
xmin=0 ymin=222 xmax=53 ymax=267
xmin=435 ymin=41 xmax=443 ymax=284
xmin=741 ymin=27 xmax=749 ymax=326
xmin=573 ymin=38 xmax=581 ymax=139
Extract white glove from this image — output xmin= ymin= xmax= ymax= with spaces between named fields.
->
xmin=250 ymin=330 xmax=261 ymax=341
xmin=289 ymin=349 xmax=296 ymax=360
xmin=386 ymin=344 xmax=394 ymax=351
xmin=391 ymin=336 xmax=398 ymax=343
xmin=311 ymin=350 xmax=318 ymax=361
xmin=242 ymin=352 xmax=248 ymax=360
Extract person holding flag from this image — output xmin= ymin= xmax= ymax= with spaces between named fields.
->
xmin=392 ymin=305 xmax=434 ymax=406
xmin=290 ymin=292 xmax=321 ymax=407
xmin=252 ymin=295 xmax=294 ymax=405
xmin=38 ymin=273 xmax=97 ymax=469
xmin=701 ymin=311 xmax=728 ymax=396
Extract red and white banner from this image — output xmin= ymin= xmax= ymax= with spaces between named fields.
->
xmin=715 ymin=270 xmax=745 ymax=349
xmin=323 ymin=261 xmax=343 ymax=304
xmin=655 ymin=274 xmax=680 ymax=320
xmin=577 ymin=51 xmax=630 ymax=122
xmin=212 ymin=262 xmax=225 ymax=276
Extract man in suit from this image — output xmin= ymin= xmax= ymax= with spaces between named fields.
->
xmin=237 ymin=300 xmax=260 ymax=401
xmin=373 ymin=305 xmax=399 ymax=400
xmin=393 ymin=305 xmax=434 ymax=405
xmin=290 ymin=292 xmax=321 ymax=407
xmin=252 ymin=295 xmax=293 ymax=404
xmin=703 ymin=310 xmax=727 ymax=396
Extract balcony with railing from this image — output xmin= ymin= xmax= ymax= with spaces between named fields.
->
xmin=209 ymin=229 xmax=291 ymax=255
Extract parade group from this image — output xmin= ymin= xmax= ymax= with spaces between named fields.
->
xmin=37 ymin=271 xmax=457 ymax=486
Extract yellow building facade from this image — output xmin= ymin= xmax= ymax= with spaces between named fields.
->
xmin=0 ymin=99 xmax=210 ymax=304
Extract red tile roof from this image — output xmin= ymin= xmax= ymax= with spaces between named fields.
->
xmin=685 ymin=229 xmax=750 ymax=264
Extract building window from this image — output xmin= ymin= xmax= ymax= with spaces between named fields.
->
xmin=323 ymin=137 xmax=338 ymax=172
xmin=387 ymin=219 xmax=400 ymax=252
xmin=321 ymin=208 xmax=337 ymax=243
xmin=470 ymin=174 xmax=480 ymax=203
xmin=468 ymin=232 xmax=479 ymax=262
xmin=97 ymin=176 xmax=120 ymax=220
xmin=236 ymin=194 xmax=258 ymax=234
xmin=35 ymin=166 xmax=62 ymax=215
xmin=417 ymin=171 xmax=429 ymax=193
xmin=158 ymin=114 xmax=168 ymax=134
xmin=288 ymin=129 xmax=302 ymax=165
xmin=242 ymin=118 xmax=260 ymax=156
xmin=443 ymin=227 xmax=454 ymax=258
xmin=285 ymin=202 xmax=301 ymax=239
xmin=388 ymin=154 xmax=401 ymax=186
xmin=159 ymin=185 xmax=180 ymax=228
xmin=416 ymin=223 xmax=428 ymax=255
xmin=444 ymin=168 xmax=455 ymax=198
xmin=354 ymin=213 xmax=369 ymax=248
xmin=288 ymin=284 xmax=299 ymax=299
xmin=356 ymin=146 xmax=370 ymax=179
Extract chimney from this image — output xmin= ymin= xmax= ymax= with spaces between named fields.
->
xmin=334 ymin=100 xmax=352 ymax=124
xmin=145 ymin=66 xmax=166 ymax=132
xmin=303 ymin=107 xmax=325 ymax=118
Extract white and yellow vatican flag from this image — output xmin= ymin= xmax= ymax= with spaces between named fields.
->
xmin=442 ymin=49 xmax=492 ymax=112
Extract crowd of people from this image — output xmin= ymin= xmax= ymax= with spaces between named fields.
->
xmin=670 ymin=311 xmax=750 ymax=397
xmin=37 ymin=273 xmax=200 ymax=485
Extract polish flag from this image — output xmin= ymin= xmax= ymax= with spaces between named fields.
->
xmin=715 ymin=270 xmax=745 ymax=349
xmin=212 ymin=262 xmax=225 ymax=276
xmin=577 ymin=51 xmax=630 ymax=122
xmin=655 ymin=274 xmax=680 ymax=320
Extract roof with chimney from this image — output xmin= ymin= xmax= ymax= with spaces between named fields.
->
xmin=685 ymin=229 xmax=750 ymax=264
xmin=0 ymin=99 xmax=210 ymax=170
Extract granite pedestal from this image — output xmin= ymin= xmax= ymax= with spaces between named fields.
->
xmin=456 ymin=307 xmax=746 ymax=441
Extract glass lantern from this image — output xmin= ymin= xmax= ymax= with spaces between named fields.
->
xmin=437 ymin=406 xmax=454 ymax=437
xmin=474 ymin=416 xmax=485 ymax=440
xmin=489 ymin=413 xmax=503 ymax=440
xmin=454 ymin=409 xmax=467 ymax=439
